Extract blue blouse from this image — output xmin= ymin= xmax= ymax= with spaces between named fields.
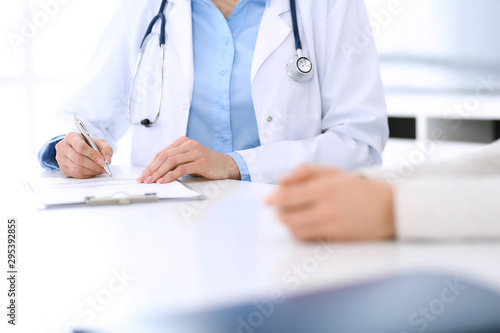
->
xmin=187 ymin=0 xmax=265 ymax=182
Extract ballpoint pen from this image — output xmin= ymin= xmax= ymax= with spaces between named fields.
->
xmin=74 ymin=115 xmax=113 ymax=177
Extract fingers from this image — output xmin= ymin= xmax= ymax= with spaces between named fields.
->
xmin=56 ymin=147 xmax=104 ymax=178
xmin=278 ymin=165 xmax=316 ymax=185
xmin=59 ymin=159 xmax=105 ymax=179
xmin=139 ymin=137 xmax=238 ymax=183
xmin=143 ymin=136 xmax=190 ymax=172
xmin=138 ymin=144 xmax=192 ymax=183
xmin=147 ymin=145 xmax=191 ymax=177
xmin=55 ymin=132 xmax=110 ymax=179
xmin=267 ymin=174 xmax=331 ymax=209
xmin=279 ymin=165 xmax=337 ymax=186
xmin=138 ymin=137 xmax=192 ymax=183
xmin=267 ymin=185 xmax=315 ymax=209
xmin=67 ymin=132 xmax=107 ymax=166
xmin=65 ymin=144 xmax=106 ymax=173
xmin=145 ymin=153 xmax=194 ymax=184
xmin=277 ymin=204 xmax=339 ymax=242
xmin=268 ymin=169 xmax=344 ymax=242
xmin=277 ymin=205 xmax=316 ymax=228
xmin=94 ymin=138 xmax=113 ymax=164
xmin=158 ymin=162 xmax=197 ymax=184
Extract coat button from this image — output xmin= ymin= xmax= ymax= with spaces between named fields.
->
xmin=182 ymin=104 xmax=188 ymax=110
xmin=267 ymin=116 xmax=273 ymax=122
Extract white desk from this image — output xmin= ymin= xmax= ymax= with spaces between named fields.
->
xmin=3 ymin=169 xmax=500 ymax=333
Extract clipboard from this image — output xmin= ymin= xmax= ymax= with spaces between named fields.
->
xmin=84 ymin=192 xmax=159 ymax=206
xmin=26 ymin=169 xmax=204 ymax=209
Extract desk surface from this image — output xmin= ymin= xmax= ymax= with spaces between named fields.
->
xmin=3 ymin=168 xmax=500 ymax=333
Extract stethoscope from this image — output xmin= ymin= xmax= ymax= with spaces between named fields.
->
xmin=287 ymin=0 xmax=314 ymax=83
xmin=128 ymin=0 xmax=313 ymax=127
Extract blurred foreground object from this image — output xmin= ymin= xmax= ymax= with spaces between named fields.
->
xmin=76 ymin=271 xmax=500 ymax=333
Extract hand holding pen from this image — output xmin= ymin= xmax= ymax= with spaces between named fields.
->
xmin=54 ymin=115 xmax=114 ymax=179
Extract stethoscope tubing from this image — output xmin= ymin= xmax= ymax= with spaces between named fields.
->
xmin=141 ymin=0 xmax=303 ymax=51
xmin=130 ymin=0 xmax=312 ymax=127
xmin=289 ymin=0 xmax=302 ymax=51
xmin=141 ymin=0 xmax=168 ymax=48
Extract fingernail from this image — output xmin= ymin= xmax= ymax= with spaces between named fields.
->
xmin=157 ymin=178 xmax=164 ymax=184
xmin=144 ymin=176 xmax=152 ymax=184
xmin=136 ymin=176 xmax=143 ymax=183
xmin=97 ymin=158 xmax=105 ymax=166
xmin=106 ymin=155 xmax=112 ymax=164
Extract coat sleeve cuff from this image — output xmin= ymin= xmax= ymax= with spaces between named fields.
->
xmin=37 ymin=135 xmax=66 ymax=170
xmin=226 ymin=152 xmax=252 ymax=182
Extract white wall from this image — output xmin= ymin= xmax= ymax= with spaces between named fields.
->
xmin=0 ymin=0 xmax=121 ymax=179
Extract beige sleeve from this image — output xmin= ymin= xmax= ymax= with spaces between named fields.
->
xmin=360 ymin=140 xmax=500 ymax=240
xmin=361 ymin=140 xmax=500 ymax=184
xmin=394 ymin=177 xmax=500 ymax=240
xmin=408 ymin=140 xmax=500 ymax=178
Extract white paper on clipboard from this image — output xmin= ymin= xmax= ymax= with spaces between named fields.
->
xmin=27 ymin=169 xmax=202 ymax=208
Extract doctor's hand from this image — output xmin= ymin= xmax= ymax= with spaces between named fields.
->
xmin=266 ymin=165 xmax=395 ymax=242
xmin=137 ymin=136 xmax=241 ymax=184
xmin=55 ymin=132 xmax=113 ymax=179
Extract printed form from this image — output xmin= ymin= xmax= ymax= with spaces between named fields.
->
xmin=27 ymin=170 xmax=201 ymax=207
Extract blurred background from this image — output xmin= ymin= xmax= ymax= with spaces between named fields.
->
xmin=369 ymin=0 xmax=500 ymax=168
xmin=1 ymin=0 xmax=499 ymax=178
xmin=0 ymin=0 xmax=121 ymax=179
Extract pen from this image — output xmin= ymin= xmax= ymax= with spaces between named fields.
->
xmin=73 ymin=115 xmax=113 ymax=177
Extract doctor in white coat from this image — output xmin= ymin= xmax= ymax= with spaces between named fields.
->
xmin=38 ymin=0 xmax=388 ymax=184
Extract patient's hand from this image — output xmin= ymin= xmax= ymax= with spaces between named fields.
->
xmin=266 ymin=165 xmax=395 ymax=242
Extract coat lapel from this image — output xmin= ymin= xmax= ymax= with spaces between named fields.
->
xmin=165 ymin=0 xmax=194 ymax=102
xmin=251 ymin=0 xmax=291 ymax=82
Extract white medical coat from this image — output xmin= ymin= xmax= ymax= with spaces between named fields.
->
xmin=54 ymin=0 xmax=389 ymax=184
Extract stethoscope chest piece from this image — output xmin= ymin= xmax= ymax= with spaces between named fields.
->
xmin=288 ymin=0 xmax=313 ymax=83
xmin=287 ymin=50 xmax=313 ymax=83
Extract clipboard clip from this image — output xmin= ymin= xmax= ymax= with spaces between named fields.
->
xmin=85 ymin=192 xmax=158 ymax=206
